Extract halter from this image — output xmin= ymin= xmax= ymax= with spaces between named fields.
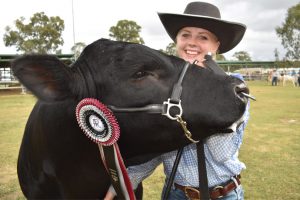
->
xmin=109 ymin=62 xmax=188 ymax=119
xmin=107 ymin=53 xmax=237 ymax=117
xmin=108 ymin=62 xmax=199 ymax=144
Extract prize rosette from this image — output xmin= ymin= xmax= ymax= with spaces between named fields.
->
xmin=76 ymin=98 xmax=120 ymax=146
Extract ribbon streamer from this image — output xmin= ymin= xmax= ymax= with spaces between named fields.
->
xmin=76 ymin=98 xmax=135 ymax=200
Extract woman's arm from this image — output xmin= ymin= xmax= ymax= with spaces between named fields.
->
xmin=104 ymin=156 xmax=163 ymax=199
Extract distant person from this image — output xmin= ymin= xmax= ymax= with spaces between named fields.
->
xmin=291 ymin=70 xmax=297 ymax=86
xmin=272 ymin=70 xmax=279 ymax=86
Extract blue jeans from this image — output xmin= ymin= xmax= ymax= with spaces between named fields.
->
xmin=162 ymin=185 xmax=244 ymax=200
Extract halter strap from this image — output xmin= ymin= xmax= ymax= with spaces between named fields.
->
xmin=108 ymin=104 xmax=163 ymax=113
xmin=108 ymin=62 xmax=190 ymax=120
xmin=169 ymin=62 xmax=190 ymax=103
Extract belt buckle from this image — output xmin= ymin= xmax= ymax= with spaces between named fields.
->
xmin=184 ymin=186 xmax=200 ymax=200
xmin=212 ymin=185 xmax=224 ymax=198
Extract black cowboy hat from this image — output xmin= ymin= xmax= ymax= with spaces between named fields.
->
xmin=158 ymin=2 xmax=246 ymax=53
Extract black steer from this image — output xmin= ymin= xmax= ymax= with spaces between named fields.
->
xmin=12 ymin=38 xmax=248 ymax=199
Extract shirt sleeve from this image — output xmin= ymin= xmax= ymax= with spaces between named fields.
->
xmin=127 ymin=156 xmax=163 ymax=189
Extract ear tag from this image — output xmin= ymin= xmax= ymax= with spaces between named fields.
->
xmin=76 ymin=98 xmax=120 ymax=146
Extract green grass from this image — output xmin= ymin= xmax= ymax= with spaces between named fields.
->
xmin=238 ymin=81 xmax=300 ymax=199
xmin=0 ymin=93 xmax=36 ymax=200
xmin=0 ymin=81 xmax=299 ymax=199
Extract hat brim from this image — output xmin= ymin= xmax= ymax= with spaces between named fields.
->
xmin=158 ymin=12 xmax=246 ymax=53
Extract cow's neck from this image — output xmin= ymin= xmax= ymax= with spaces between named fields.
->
xmin=73 ymin=64 xmax=97 ymax=98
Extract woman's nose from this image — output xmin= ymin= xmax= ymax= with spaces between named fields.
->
xmin=187 ymin=38 xmax=197 ymax=46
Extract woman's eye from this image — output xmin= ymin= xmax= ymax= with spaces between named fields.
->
xmin=132 ymin=71 xmax=149 ymax=79
xmin=182 ymin=33 xmax=190 ymax=38
xmin=198 ymin=35 xmax=208 ymax=40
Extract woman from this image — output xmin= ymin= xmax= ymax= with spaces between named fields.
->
xmin=105 ymin=2 xmax=249 ymax=200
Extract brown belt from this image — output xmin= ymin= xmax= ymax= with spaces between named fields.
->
xmin=174 ymin=175 xmax=241 ymax=200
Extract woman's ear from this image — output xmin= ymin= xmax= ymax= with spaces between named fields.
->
xmin=214 ymin=41 xmax=220 ymax=53
xmin=211 ymin=41 xmax=220 ymax=60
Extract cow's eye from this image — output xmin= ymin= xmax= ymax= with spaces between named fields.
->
xmin=132 ymin=71 xmax=150 ymax=80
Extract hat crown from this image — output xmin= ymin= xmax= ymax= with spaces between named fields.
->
xmin=184 ymin=2 xmax=221 ymax=19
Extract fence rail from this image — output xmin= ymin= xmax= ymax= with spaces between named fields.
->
xmin=0 ymin=80 xmax=23 ymax=92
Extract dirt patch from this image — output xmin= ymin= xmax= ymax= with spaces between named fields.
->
xmin=280 ymin=118 xmax=297 ymax=124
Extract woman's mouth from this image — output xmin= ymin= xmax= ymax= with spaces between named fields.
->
xmin=186 ymin=50 xmax=199 ymax=55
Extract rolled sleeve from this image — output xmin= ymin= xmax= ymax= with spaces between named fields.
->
xmin=127 ymin=156 xmax=162 ymax=189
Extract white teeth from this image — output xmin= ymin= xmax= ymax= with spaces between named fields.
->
xmin=186 ymin=50 xmax=198 ymax=55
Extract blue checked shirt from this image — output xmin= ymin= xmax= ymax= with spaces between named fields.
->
xmin=127 ymin=74 xmax=250 ymax=189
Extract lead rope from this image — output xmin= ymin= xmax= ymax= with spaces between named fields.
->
xmin=178 ymin=116 xmax=210 ymax=200
xmin=162 ymin=116 xmax=201 ymax=200
xmin=197 ymin=140 xmax=210 ymax=200
xmin=162 ymin=147 xmax=184 ymax=200
xmin=176 ymin=116 xmax=199 ymax=143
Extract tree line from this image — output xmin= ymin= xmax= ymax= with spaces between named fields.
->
xmin=3 ymin=2 xmax=299 ymax=62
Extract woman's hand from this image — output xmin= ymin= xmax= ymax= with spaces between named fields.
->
xmin=104 ymin=185 xmax=116 ymax=200
xmin=104 ymin=191 xmax=115 ymax=200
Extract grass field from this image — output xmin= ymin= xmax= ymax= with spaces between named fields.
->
xmin=0 ymin=81 xmax=299 ymax=200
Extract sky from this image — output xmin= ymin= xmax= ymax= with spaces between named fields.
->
xmin=0 ymin=0 xmax=298 ymax=61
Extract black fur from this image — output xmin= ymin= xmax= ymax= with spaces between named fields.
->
xmin=12 ymin=39 xmax=247 ymax=199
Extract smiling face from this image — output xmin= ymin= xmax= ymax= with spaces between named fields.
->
xmin=176 ymin=27 xmax=220 ymax=66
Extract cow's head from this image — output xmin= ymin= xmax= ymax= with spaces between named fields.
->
xmin=12 ymin=39 xmax=249 ymax=161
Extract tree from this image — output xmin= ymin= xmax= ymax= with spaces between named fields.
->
xmin=216 ymin=54 xmax=226 ymax=61
xmin=109 ymin=20 xmax=144 ymax=44
xmin=71 ymin=42 xmax=86 ymax=59
xmin=276 ymin=3 xmax=300 ymax=60
xmin=232 ymin=51 xmax=252 ymax=61
xmin=3 ymin=12 xmax=64 ymax=54
xmin=160 ymin=42 xmax=176 ymax=56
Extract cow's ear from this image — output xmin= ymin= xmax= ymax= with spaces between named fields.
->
xmin=12 ymin=55 xmax=73 ymax=102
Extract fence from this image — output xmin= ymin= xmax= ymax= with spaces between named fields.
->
xmin=0 ymin=54 xmax=74 ymax=92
